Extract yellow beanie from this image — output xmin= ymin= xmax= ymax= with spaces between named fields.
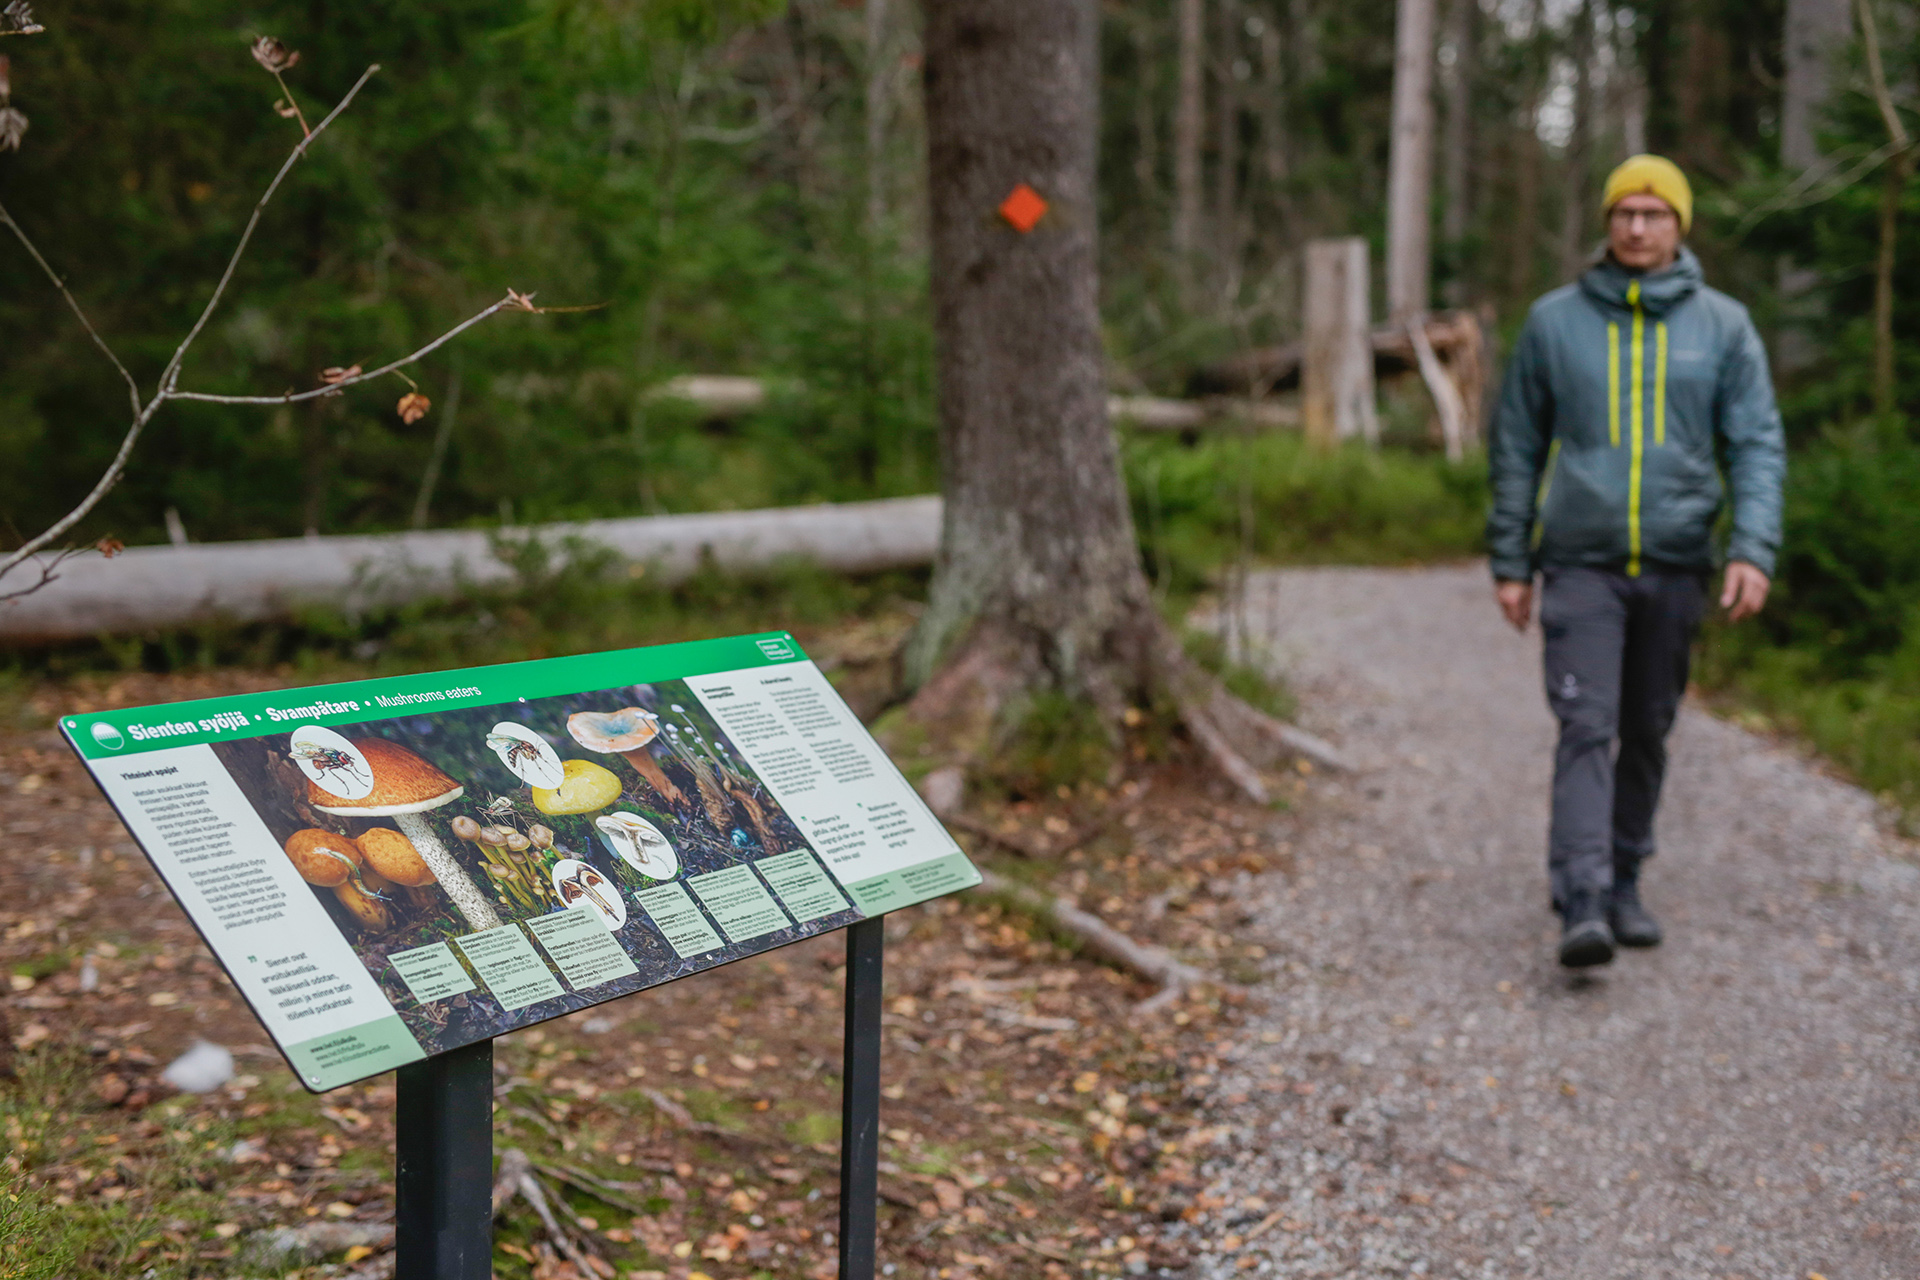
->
xmin=1601 ymin=154 xmax=1692 ymax=233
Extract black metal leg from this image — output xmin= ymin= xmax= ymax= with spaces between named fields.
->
xmin=838 ymin=916 xmax=885 ymax=1280
xmin=396 ymin=1038 xmax=495 ymax=1280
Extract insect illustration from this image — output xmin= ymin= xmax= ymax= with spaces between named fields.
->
xmin=487 ymin=732 xmax=544 ymax=772
xmin=480 ymin=794 xmax=518 ymax=820
xmin=290 ymin=740 xmax=371 ymax=793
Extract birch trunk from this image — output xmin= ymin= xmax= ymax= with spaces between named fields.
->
xmin=1386 ymin=0 xmax=1438 ymax=322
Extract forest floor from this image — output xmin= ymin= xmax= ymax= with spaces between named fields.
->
xmin=1168 ymin=564 xmax=1920 ymax=1280
xmin=3 ymin=563 xmax=1917 ymax=1279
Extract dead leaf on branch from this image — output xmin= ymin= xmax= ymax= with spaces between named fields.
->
xmin=273 ymin=99 xmax=300 ymax=120
xmin=396 ymin=392 xmax=431 ymax=424
xmin=249 ymin=36 xmax=300 ymax=75
xmin=505 ymin=289 xmax=539 ymax=311
xmin=318 ymin=364 xmax=363 ymax=391
xmin=0 ymin=106 xmax=23 ymax=152
xmin=95 ymin=537 xmax=124 ymax=559
xmin=0 ymin=3 xmax=44 ymax=37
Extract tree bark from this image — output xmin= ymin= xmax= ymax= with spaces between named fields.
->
xmin=1386 ymin=0 xmax=1438 ymax=322
xmin=1557 ymin=0 xmax=1596 ymax=283
xmin=907 ymin=0 xmax=1313 ymax=803
xmin=866 ymin=0 xmax=890 ymax=234
xmin=909 ymin=0 xmax=1152 ymax=712
xmin=1214 ymin=0 xmax=1243 ymax=293
xmin=1782 ymin=0 xmax=1853 ymax=170
xmin=1440 ymin=0 xmax=1475 ymax=304
xmin=1302 ymin=238 xmax=1379 ymax=448
xmin=1173 ymin=0 xmax=1206 ymax=290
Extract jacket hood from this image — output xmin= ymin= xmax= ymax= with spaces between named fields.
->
xmin=1578 ymin=245 xmax=1703 ymax=317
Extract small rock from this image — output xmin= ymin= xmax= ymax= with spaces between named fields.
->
xmin=918 ymin=766 xmax=965 ymax=817
xmin=93 ymin=1072 xmax=131 ymax=1106
xmin=159 ymin=1040 xmax=234 ymax=1093
xmin=238 ymin=1221 xmax=394 ymax=1268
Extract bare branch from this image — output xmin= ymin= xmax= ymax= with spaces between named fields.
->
xmin=157 ymin=63 xmax=381 ymax=395
xmin=0 ymin=200 xmax=143 ymax=417
xmin=1857 ymin=0 xmax=1911 ymax=150
xmin=168 ymin=298 xmax=511 ymax=404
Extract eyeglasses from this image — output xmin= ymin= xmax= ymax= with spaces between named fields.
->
xmin=1610 ymin=206 xmax=1676 ymax=229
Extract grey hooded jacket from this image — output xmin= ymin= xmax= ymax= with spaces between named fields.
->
xmin=1486 ymin=247 xmax=1786 ymax=581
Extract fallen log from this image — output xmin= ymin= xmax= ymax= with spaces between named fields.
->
xmin=0 ymin=495 xmax=942 ymax=644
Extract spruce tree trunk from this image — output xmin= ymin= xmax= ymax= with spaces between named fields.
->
xmin=907 ymin=0 xmax=1158 ymax=731
xmin=1173 ymin=0 xmax=1206 ymax=292
xmin=1440 ymin=0 xmax=1475 ymax=304
xmin=1782 ymin=0 xmax=1851 ymax=171
xmin=904 ymin=0 xmax=1327 ymax=800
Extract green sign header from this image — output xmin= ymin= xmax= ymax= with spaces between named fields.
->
xmin=62 ymin=631 xmax=804 ymax=760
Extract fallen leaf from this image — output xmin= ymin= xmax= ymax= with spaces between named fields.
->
xmin=396 ymin=392 xmax=431 ymax=424
xmin=212 ymin=1223 xmax=241 ymax=1239
xmin=343 ymin=1245 xmax=374 ymax=1264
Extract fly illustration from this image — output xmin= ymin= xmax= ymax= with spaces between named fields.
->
xmin=487 ymin=733 xmax=544 ymax=773
xmin=290 ymin=741 xmax=371 ymax=793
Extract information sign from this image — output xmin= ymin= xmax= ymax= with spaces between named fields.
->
xmin=62 ymin=633 xmax=979 ymax=1092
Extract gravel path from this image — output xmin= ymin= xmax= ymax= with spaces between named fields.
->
xmin=1173 ymin=563 xmax=1920 ymax=1280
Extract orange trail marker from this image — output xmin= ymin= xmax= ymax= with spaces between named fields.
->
xmin=999 ymin=183 xmax=1048 ymax=233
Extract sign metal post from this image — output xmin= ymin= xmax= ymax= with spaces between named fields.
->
xmin=837 ymin=916 xmax=885 ymax=1280
xmin=395 ymin=1038 xmax=496 ymax=1280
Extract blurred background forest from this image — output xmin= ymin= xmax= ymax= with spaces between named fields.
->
xmin=1 ymin=0 xmax=1918 ymax=812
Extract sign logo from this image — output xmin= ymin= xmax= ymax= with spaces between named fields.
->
xmin=89 ymin=722 xmax=126 ymax=751
xmin=756 ymin=637 xmax=796 ymax=661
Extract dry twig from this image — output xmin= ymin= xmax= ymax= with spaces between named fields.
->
xmin=976 ymin=869 xmax=1207 ymax=1014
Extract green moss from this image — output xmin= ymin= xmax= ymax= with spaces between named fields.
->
xmin=984 ymin=691 xmax=1117 ymax=800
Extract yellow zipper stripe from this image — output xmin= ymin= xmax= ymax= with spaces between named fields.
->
xmin=1531 ymin=438 xmax=1561 ymax=551
xmin=1627 ymin=281 xmax=1644 ymax=577
xmin=1654 ymin=321 xmax=1668 ymax=446
xmin=1607 ymin=322 xmax=1621 ymax=448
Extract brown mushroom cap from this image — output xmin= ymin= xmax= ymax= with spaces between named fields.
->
xmin=333 ymin=880 xmax=392 ymax=932
xmin=566 ymin=708 xmax=661 ymax=754
xmin=308 ymin=737 xmax=464 ymax=816
xmin=283 ymin=828 xmax=363 ymax=887
xmin=356 ymin=827 xmax=438 ymax=887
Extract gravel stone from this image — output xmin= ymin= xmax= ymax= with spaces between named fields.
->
xmin=1175 ymin=564 xmax=1920 ymax=1279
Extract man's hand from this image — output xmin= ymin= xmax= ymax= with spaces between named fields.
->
xmin=1721 ymin=561 xmax=1771 ymax=623
xmin=1495 ymin=579 xmax=1533 ymax=632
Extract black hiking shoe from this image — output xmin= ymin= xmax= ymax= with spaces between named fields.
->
xmin=1609 ymin=880 xmax=1663 ymax=948
xmin=1557 ymin=890 xmax=1616 ymax=968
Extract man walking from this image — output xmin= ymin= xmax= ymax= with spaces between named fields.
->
xmin=1487 ymin=155 xmax=1786 ymax=968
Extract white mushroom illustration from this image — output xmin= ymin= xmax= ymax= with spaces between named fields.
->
xmin=566 ymin=708 xmax=688 ymax=806
xmin=595 ymin=811 xmax=679 ymax=880
xmin=305 ymin=737 xmax=501 ymax=932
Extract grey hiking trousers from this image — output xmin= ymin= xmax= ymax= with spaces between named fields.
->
xmin=1540 ymin=565 xmax=1707 ymax=909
